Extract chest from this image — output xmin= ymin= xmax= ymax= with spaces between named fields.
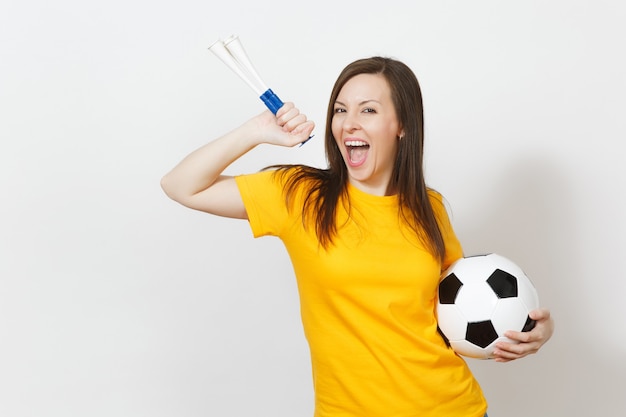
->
xmin=284 ymin=204 xmax=442 ymax=304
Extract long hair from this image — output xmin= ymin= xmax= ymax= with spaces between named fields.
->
xmin=274 ymin=56 xmax=445 ymax=262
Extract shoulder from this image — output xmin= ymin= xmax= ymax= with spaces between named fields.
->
xmin=236 ymin=165 xmax=322 ymax=201
xmin=235 ymin=169 xmax=277 ymax=191
xmin=427 ymin=188 xmax=455 ymax=224
xmin=269 ymin=164 xmax=329 ymax=195
xmin=427 ymin=188 xmax=446 ymax=210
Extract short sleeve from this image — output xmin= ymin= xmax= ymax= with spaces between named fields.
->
xmin=429 ymin=191 xmax=464 ymax=271
xmin=235 ymin=170 xmax=290 ymax=238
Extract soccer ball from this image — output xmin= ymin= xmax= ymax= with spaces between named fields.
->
xmin=436 ymin=253 xmax=540 ymax=359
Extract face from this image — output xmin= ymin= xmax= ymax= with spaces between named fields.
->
xmin=332 ymin=73 xmax=403 ymax=196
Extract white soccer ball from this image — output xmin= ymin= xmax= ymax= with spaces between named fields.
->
xmin=436 ymin=253 xmax=540 ymax=359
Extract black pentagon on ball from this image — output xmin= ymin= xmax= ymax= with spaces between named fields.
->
xmin=522 ymin=315 xmax=537 ymax=332
xmin=466 ymin=320 xmax=499 ymax=348
xmin=486 ymin=269 xmax=518 ymax=298
xmin=439 ymin=273 xmax=463 ymax=304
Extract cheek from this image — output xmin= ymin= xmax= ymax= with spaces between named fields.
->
xmin=381 ymin=133 xmax=400 ymax=160
xmin=386 ymin=142 xmax=400 ymax=161
xmin=331 ymin=118 xmax=340 ymax=136
xmin=331 ymin=121 xmax=342 ymax=144
xmin=380 ymin=123 xmax=399 ymax=142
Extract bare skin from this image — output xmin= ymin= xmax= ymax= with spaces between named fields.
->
xmin=161 ymin=102 xmax=314 ymax=219
xmin=494 ymin=308 xmax=554 ymax=362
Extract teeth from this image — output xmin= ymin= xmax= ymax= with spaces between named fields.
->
xmin=345 ymin=140 xmax=368 ymax=147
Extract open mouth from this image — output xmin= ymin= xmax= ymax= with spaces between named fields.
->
xmin=345 ymin=140 xmax=370 ymax=165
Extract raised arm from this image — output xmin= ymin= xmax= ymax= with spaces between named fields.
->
xmin=160 ymin=103 xmax=314 ymax=219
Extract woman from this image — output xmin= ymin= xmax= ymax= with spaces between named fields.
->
xmin=161 ymin=57 xmax=554 ymax=416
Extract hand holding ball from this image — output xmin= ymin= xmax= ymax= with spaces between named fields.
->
xmin=436 ymin=253 xmax=540 ymax=359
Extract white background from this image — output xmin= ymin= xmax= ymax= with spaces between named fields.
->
xmin=1 ymin=0 xmax=625 ymax=416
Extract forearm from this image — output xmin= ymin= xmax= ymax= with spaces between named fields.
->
xmin=160 ymin=104 xmax=314 ymax=212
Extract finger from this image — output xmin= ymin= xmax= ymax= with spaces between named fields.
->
xmin=529 ymin=308 xmax=551 ymax=321
xmin=282 ymin=113 xmax=308 ymax=132
xmin=502 ymin=343 xmax=539 ymax=358
xmin=504 ymin=329 xmax=534 ymax=343
xmin=493 ymin=348 xmax=518 ymax=362
xmin=493 ymin=349 xmax=520 ymax=363
xmin=496 ymin=335 xmax=542 ymax=356
xmin=275 ymin=102 xmax=296 ymax=125
xmin=289 ymin=120 xmax=315 ymax=144
xmin=493 ymin=343 xmax=532 ymax=362
xmin=505 ymin=312 xmax=552 ymax=343
xmin=279 ymin=109 xmax=302 ymax=131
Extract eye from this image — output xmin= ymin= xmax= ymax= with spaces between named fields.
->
xmin=362 ymin=107 xmax=376 ymax=113
xmin=334 ymin=107 xmax=346 ymax=114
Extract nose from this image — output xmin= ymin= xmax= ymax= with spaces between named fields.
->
xmin=342 ymin=110 xmax=360 ymax=133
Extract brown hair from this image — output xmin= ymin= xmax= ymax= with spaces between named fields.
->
xmin=273 ymin=56 xmax=445 ymax=261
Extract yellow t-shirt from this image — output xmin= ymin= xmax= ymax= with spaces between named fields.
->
xmin=236 ymin=169 xmax=487 ymax=417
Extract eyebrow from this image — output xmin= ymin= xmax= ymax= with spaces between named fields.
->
xmin=334 ymin=99 xmax=381 ymax=106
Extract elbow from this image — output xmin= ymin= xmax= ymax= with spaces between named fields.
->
xmin=160 ymin=174 xmax=195 ymax=208
xmin=160 ymin=174 xmax=178 ymax=201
